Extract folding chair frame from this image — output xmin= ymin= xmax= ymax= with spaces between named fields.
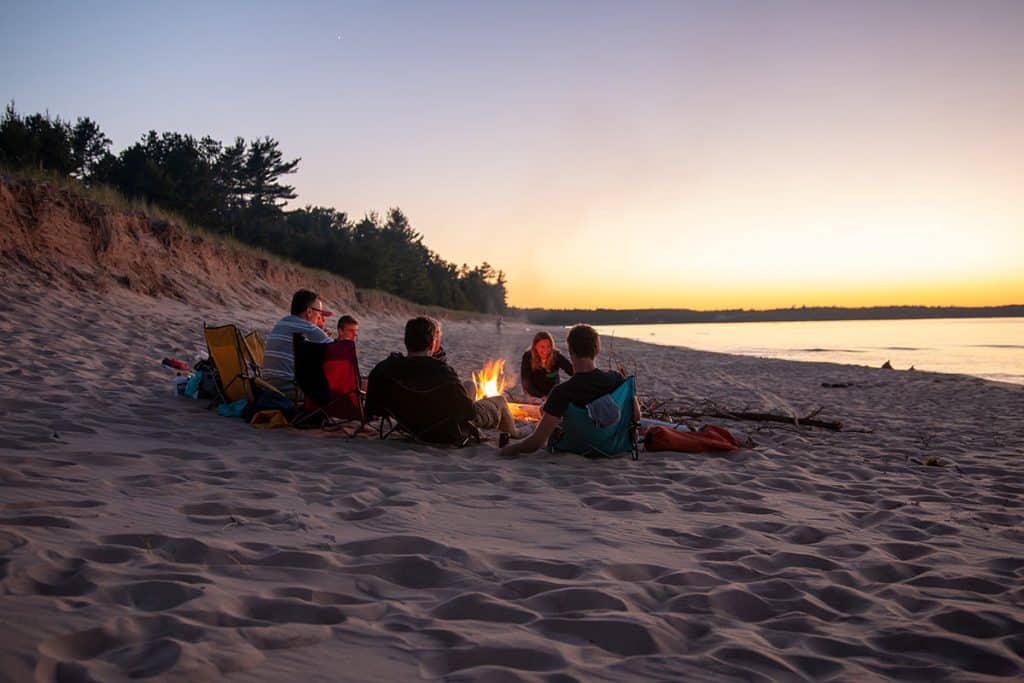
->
xmin=204 ymin=323 xmax=275 ymax=405
xmin=369 ymin=378 xmax=479 ymax=448
xmin=375 ymin=413 xmax=476 ymax=448
xmin=292 ymin=398 xmax=367 ymax=437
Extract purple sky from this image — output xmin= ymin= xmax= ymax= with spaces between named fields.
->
xmin=4 ymin=1 xmax=1023 ymax=308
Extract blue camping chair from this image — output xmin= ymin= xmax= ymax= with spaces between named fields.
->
xmin=548 ymin=376 xmax=639 ymax=460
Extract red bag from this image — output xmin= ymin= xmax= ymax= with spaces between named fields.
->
xmin=644 ymin=425 xmax=742 ymax=453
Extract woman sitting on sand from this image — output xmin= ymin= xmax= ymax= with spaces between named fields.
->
xmin=520 ymin=331 xmax=574 ymax=400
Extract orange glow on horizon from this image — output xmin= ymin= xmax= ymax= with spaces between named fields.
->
xmin=493 ymin=179 xmax=1024 ymax=310
xmin=506 ymin=273 xmax=1024 ymax=311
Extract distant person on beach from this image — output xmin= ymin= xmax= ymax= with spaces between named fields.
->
xmin=263 ymin=289 xmax=332 ymax=393
xmin=496 ymin=316 xmax=503 ymax=334
xmin=520 ymin=331 xmax=574 ymax=400
xmin=364 ymin=316 xmax=519 ymax=438
xmin=500 ymin=324 xmax=641 ymax=456
xmin=337 ymin=315 xmax=359 ymax=342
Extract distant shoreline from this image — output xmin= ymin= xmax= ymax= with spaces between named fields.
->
xmin=515 ymin=305 xmax=1024 ymax=326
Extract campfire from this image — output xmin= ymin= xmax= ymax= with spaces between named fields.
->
xmin=472 ymin=358 xmax=541 ymax=422
xmin=472 ymin=359 xmax=507 ymax=400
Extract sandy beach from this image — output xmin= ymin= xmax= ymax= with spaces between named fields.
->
xmin=2 ymin=274 xmax=1023 ymax=681
xmin=2 ymin=178 xmax=1024 ymax=681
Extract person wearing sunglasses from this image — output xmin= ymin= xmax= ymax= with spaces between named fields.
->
xmin=263 ymin=289 xmax=333 ymax=393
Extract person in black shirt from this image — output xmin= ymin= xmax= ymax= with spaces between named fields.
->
xmin=500 ymin=324 xmax=641 ymax=456
xmin=520 ymin=331 xmax=574 ymax=399
xmin=365 ymin=316 xmax=518 ymax=439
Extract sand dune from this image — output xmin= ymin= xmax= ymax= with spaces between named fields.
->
xmin=2 ymin=178 xmax=1024 ymax=681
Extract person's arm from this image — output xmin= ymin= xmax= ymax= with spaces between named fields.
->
xmin=500 ymin=412 xmax=561 ymax=457
xmin=305 ymin=322 xmax=331 ymax=343
xmin=557 ymin=353 xmax=574 ymax=376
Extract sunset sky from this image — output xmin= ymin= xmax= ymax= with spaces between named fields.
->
xmin=3 ymin=1 xmax=1022 ymax=309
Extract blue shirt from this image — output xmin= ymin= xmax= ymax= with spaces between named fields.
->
xmin=262 ymin=315 xmax=330 ymax=391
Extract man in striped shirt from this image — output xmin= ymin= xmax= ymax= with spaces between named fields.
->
xmin=263 ymin=289 xmax=333 ymax=393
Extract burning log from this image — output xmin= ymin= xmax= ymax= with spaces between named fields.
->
xmin=508 ymin=402 xmax=541 ymax=421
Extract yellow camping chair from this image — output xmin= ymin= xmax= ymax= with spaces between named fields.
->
xmin=204 ymin=324 xmax=280 ymax=404
xmin=245 ymin=330 xmax=265 ymax=367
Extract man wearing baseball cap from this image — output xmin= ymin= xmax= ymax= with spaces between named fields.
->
xmin=263 ymin=289 xmax=333 ymax=393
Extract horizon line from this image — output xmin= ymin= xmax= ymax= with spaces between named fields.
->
xmin=511 ymin=303 xmax=1024 ymax=313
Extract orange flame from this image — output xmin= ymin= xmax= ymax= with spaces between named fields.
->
xmin=472 ymin=358 xmax=507 ymax=400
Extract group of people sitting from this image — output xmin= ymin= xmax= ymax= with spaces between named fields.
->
xmin=260 ymin=289 xmax=641 ymax=456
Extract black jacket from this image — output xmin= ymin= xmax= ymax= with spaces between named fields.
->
xmin=520 ymin=350 xmax=574 ymax=398
xmin=364 ymin=354 xmax=476 ymax=443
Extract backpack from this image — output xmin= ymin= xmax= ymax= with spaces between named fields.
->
xmin=192 ymin=359 xmax=221 ymax=401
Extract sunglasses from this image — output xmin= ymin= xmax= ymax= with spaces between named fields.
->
xmin=310 ymin=307 xmax=326 ymax=315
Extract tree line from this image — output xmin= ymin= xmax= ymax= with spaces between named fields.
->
xmin=0 ymin=104 xmax=507 ymax=313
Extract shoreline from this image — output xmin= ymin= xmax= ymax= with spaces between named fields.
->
xmin=591 ymin=318 xmax=1024 ymax=388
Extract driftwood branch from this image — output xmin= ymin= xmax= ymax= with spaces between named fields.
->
xmin=641 ymin=397 xmax=667 ymax=414
xmin=667 ymin=402 xmax=843 ymax=431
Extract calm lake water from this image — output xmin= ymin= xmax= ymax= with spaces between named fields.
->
xmin=594 ymin=317 xmax=1024 ymax=385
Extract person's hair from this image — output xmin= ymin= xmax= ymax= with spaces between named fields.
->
xmin=529 ymin=331 xmax=558 ymax=372
xmin=290 ymin=289 xmax=319 ymax=316
xmin=566 ymin=324 xmax=600 ymax=360
xmin=337 ymin=314 xmax=358 ymax=329
xmin=404 ymin=316 xmax=439 ymax=353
